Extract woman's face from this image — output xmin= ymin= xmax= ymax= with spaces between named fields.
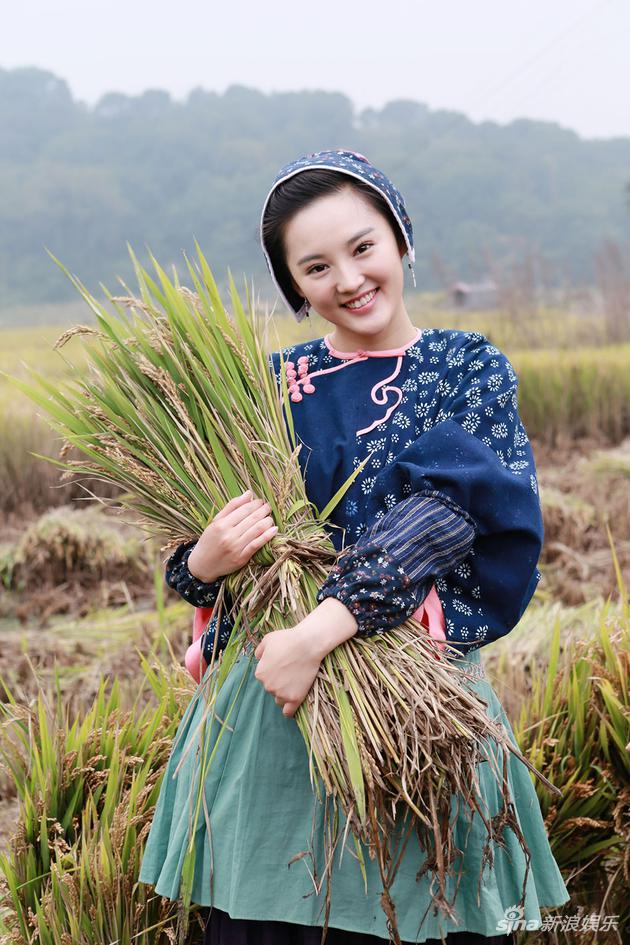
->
xmin=283 ymin=186 xmax=413 ymax=350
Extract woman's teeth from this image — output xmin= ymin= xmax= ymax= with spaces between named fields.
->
xmin=343 ymin=288 xmax=378 ymax=310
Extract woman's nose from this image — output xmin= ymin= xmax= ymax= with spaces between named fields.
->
xmin=335 ymin=263 xmax=364 ymax=296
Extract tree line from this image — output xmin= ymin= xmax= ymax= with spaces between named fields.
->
xmin=1 ymin=66 xmax=629 ymax=309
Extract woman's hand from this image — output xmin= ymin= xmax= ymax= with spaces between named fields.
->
xmin=187 ymin=490 xmax=278 ymax=583
xmin=253 ymin=597 xmax=359 ymax=718
xmin=254 ymin=626 xmax=322 ymax=718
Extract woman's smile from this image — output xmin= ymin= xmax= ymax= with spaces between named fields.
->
xmin=341 ymin=287 xmax=379 ymax=312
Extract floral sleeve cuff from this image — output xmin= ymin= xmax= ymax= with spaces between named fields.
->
xmin=165 ymin=541 xmax=223 ymax=608
xmin=316 ymin=543 xmax=426 ymax=636
xmin=200 ymin=611 xmax=236 ymax=662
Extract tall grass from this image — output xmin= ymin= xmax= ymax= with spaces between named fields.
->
xmin=514 ymin=561 xmax=629 ymax=940
xmin=0 ymin=416 xmax=121 ymax=518
xmin=512 ymin=346 xmax=630 ymax=445
xmin=2 ymin=328 xmax=629 ymax=517
xmin=0 ymin=324 xmax=104 ymax=516
xmin=0 ymin=659 xmax=204 ymax=945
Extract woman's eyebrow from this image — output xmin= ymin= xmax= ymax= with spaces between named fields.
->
xmin=297 ymin=227 xmax=375 ymax=267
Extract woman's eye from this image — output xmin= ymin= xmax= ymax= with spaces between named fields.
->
xmin=306 ymin=243 xmax=372 ymax=275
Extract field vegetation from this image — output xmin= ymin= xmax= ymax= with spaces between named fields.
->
xmin=0 ymin=297 xmax=629 ymax=943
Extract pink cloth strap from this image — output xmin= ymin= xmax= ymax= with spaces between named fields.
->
xmin=185 ymin=605 xmax=214 ymax=682
xmin=412 ymin=584 xmax=446 ymax=643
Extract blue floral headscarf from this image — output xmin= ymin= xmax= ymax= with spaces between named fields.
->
xmin=259 ymin=148 xmax=415 ymax=322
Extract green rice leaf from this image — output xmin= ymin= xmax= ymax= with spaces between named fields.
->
xmin=334 ymin=682 xmax=366 ymax=823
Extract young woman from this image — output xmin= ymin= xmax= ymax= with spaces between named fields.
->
xmin=139 ymin=149 xmax=569 ymax=944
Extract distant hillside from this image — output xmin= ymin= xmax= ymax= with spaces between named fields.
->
xmin=1 ymin=66 xmax=629 ymax=309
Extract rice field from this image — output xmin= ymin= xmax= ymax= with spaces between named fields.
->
xmin=1 ymin=296 xmax=629 ymax=944
xmin=2 ymin=304 xmax=629 ymax=451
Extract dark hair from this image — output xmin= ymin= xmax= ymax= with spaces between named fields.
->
xmin=261 ymin=169 xmax=407 ymax=314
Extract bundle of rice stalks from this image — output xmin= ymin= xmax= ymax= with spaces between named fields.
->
xmin=5 ymin=248 xmax=558 ymax=942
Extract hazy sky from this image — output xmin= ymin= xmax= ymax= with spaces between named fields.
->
xmin=2 ymin=0 xmax=629 ymax=139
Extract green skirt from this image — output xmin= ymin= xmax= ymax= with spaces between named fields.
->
xmin=139 ymin=649 xmax=569 ymax=942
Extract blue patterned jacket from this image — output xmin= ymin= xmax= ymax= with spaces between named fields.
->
xmin=167 ymin=328 xmax=542 ymax=657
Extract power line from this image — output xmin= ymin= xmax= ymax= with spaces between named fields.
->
xmin=495 ymin=4 xmax=625 ymax=132
xmin=465 ymin=0 xmax=616 ymax=115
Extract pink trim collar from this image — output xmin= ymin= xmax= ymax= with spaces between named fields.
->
xmin=324 ymin=326 xmax=422 ymax=360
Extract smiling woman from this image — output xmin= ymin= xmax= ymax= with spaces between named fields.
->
xmin=259 ymin=154 xmax=414 ymax=326
xmin=138 ymin=148 xmax=569 ymax=944
xmin=282 ymin=186 xmax=414 ymax=352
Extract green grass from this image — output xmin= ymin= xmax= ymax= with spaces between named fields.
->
xmin=0 ymin=658 xmax=203 ymax=944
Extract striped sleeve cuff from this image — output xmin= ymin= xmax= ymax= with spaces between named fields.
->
xmin=361 ymin=490 xmax=477 ymax=583
xmin=165 ymin=541 xmax=223 ymax=608
xmin=316 ymin=491 xmax=477 ymax=637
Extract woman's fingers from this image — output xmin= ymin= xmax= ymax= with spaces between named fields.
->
xmin=232 ymin=500 xmax=272 ymax=538
xmin=213 ymin=490 xmax=252 ymax=520
xmin=208 ymin=494 xmax=277 ymax=569
xmin=241 ymin=524 xmax=278 ymax=559
xmin=219 ymin=498 xmax=270 ymax=536
xmin=209 ymin=497 xmax=267 ymax=537
xmin=240 ymin=513 xmax=275 ymax=545
xmin=274 ymin=696 xmax=299 ymax=717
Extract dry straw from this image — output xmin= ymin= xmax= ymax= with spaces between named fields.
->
xmin=8 ymin=247 xmax=560 ymax=944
